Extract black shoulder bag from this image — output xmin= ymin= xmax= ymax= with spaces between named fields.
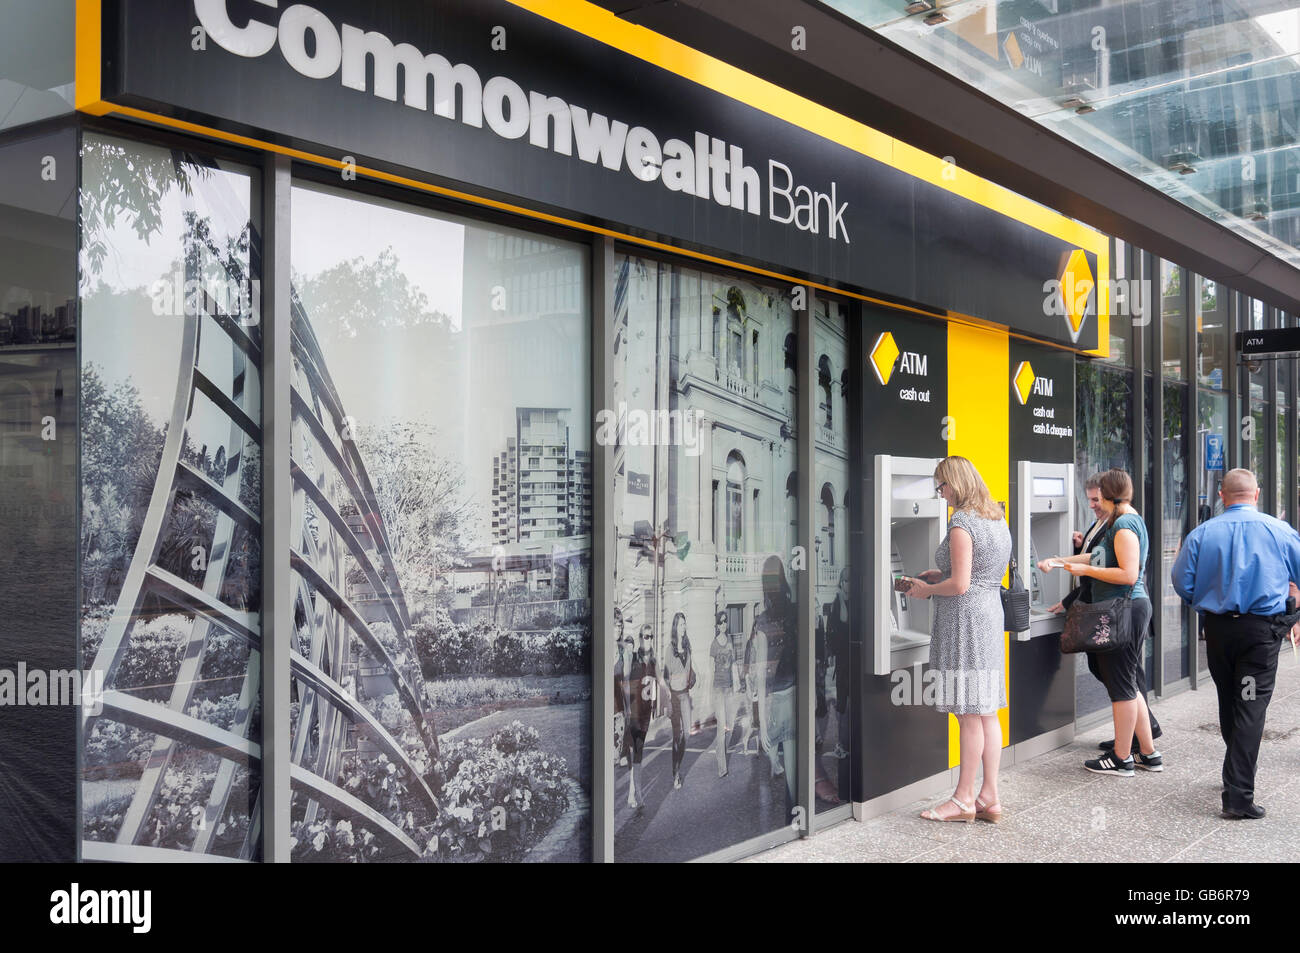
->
xmin=1001 ymin=557 xmax=1031 ymax=633
xmin=1059 ymin=521 xmax=1139 ymax=654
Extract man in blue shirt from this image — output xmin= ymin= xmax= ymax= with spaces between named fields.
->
xmin=1171 ymin=468 xmax=1300 ymax=819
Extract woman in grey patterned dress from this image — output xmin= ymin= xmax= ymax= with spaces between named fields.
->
xmin=905 ymin=455 xmax=1011 ymax=823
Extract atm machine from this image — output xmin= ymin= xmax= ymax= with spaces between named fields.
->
xmin=1014 ymin=461 xmax=1074 ymax=640
xmin=873 ymin=455 xmax=946 ymax=674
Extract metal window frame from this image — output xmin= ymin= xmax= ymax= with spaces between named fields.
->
xmin=592 ymin=236 xmax=615 ymax=863
xmin=261 ymin=153 xmax=292 ymax=863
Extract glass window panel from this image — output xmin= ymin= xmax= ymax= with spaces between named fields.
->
xmin=0 ymin=125 xmax=77 ymax=860
xmin=1197 ymin=277 xmax=1227 ymax=390
xmin=612 ymin=255 xmax=798 ymax=862
xmin=1162 ymin=382 xmax=1190 ymax=685
xmin=1160 ymin=261 xmax=1185 ymax=380
xmin=1073 ymin=362 xmax=1134 ymax=719
xmin=291 ymin=182 xmax=591 ymax=863
xmin=1197 ymin=391 xmax=1228 ymax=526
xmin=1278 ymin=407 xmax=1289 ymax=522
xmin=1101 ymin=239 xmax=1131 ymax=367
xmin=0 ymin=1 xmax=73 ymax=134
xmin=1250 ymin=401 xmax=1268 ymax=501
xmin=80 ymin=133 xmax=262 ymax=860
xmin=814 ymin=297 xmax=851 ymax=814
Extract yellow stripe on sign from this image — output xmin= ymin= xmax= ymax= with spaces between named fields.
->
xmin=945 ymin=324 xmax=1010 ymax=767
xmin=75 ymin=0 xmax=111 ymax=115
xmin=510 ymin=0 xmax=1109 ymax=258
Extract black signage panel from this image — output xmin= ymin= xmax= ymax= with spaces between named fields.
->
xmin=99 ymin=0 xmax=1102 ymax=350
xmin=1236 ymin=327 xmax=1300 ymax=355
xmin=1008 ymin=338 xmax=1076 ymax=466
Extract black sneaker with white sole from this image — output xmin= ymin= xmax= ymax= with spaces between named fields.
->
xmin=1084 ymin=753 xmax=1135 ymax=777
xmin=1135 ymin=750 xmax=1163 ymax=772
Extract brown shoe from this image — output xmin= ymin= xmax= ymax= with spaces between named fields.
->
xmin=975 ymin=797 xmax=1003 ymax=823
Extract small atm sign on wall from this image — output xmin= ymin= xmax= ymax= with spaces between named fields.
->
xmin=1236 ymin=328 xmax=1300 ymax=356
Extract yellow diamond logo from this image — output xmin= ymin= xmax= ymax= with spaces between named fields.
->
xmin=869 ymin=332 xmax=900 ymax=386
xmin=1059 ymin=248 xmax=1094 ymax=340
xmin=1013 ymin=361 xmax=1036 ymax=405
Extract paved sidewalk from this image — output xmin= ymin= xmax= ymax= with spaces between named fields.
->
xmin=745 ymin=650 xmax=1300 ymax=863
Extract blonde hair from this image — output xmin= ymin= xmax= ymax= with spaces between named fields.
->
xmin=935 ymin=455 xmax=1003 ymax=521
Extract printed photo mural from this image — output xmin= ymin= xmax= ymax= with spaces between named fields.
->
xmin=288 ymin=184 xmax=591 ymax=862
xmin=79 ymin=134 xmax=263 ymax=860
xmin=611 ymin=254 xmax=799 ymax=862
xmin=812 ymin=298 xmax=852 ymax=814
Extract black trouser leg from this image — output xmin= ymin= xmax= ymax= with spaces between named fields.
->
xmin=1137 ymin=651 xmax=1162 ymax=737
xmin=1205 ymin=617 xmax=1282 ymax=810
xmin=1205 ymin=626 xmax=1240 ymax=798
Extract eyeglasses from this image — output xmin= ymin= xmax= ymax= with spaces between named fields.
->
xmin=934 ymin=481 xmax=948 ymax=496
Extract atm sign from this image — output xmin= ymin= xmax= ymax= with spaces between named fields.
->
xmin=1013 ymin=361 xmax=1053 ymax=405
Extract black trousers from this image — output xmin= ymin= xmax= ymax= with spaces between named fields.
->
xmin=1203 ymin=613 xmax=1284 ymax=811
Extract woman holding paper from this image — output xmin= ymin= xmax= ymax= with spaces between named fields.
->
xmin=1037 ymin=468 xmax=1161 ymax=777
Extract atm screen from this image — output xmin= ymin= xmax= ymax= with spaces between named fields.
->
xmin=1032 ymin=477 xmax=1066 ymax=497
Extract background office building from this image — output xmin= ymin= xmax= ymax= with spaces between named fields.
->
xmin=1 ymin=0 xmax=1299 ymax=864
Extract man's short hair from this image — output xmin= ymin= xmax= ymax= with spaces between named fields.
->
xmin=1221 ymin=468 xmax=1258 ymax=499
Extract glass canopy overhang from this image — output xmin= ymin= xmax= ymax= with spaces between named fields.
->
xmin=821 ymin=0 xmax=1300 ymax=268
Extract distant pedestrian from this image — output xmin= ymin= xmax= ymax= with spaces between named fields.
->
xmin=1171 ymin=468 xmax=1300 ymax=819
xmin=625 ymin=624 xmax=658 ymax=810
xmin=710 ymin=611 xmax=737 ymax=778
xmin=663 ymin=612 xmax=695 ymax=790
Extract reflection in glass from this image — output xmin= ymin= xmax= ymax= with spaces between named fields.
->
xmin=1197 ymin=277 xmax=1228 ymax=390
xmin=1161 ymin=261 xmax=1184 ymax=380
xmin=1198 ymin=391 xmax=1227 ymax=526
xmin=0 ymin=1 xmax=74 ymax=133
xmin=1162 ymin=381 xmax=1190 ymax=685
xmin=79 ymin=134 xmax=262 ymax=860
xmin=1074 ymin=362 xmax=1133 ymax=718
xmin=822 ymin=0 xmax=1300 ymax=268
xmin=612 ymin=255 xmax=798 ymax=862
xmin=0 ymin=126 xmax=78 ymax=860
xmin=814 ymin=299 xmax=851 ymax=813
xmin=290 ymin=183 xmax=591 ymax=862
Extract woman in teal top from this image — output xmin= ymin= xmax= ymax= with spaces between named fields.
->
xmin=1038 ymin=468 xmax=1162 ymax=778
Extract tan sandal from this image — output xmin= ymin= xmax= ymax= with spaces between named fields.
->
xmin=975 ymin=797 xmax=1003 ymax=824
xmin=920 ymin=796 xmax=975 ymax=823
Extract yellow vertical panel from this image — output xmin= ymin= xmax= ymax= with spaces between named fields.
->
xmin=945 ymin=323 xmax=1010 ymax=767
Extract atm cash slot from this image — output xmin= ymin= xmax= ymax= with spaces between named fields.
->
xmin=889 ymin=533 xmax=933 ymax=653
xmin=1014 ymin=460 xmax=1074 ymax=640
xmin=874 ymin=454 xmax=945 ymax=674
